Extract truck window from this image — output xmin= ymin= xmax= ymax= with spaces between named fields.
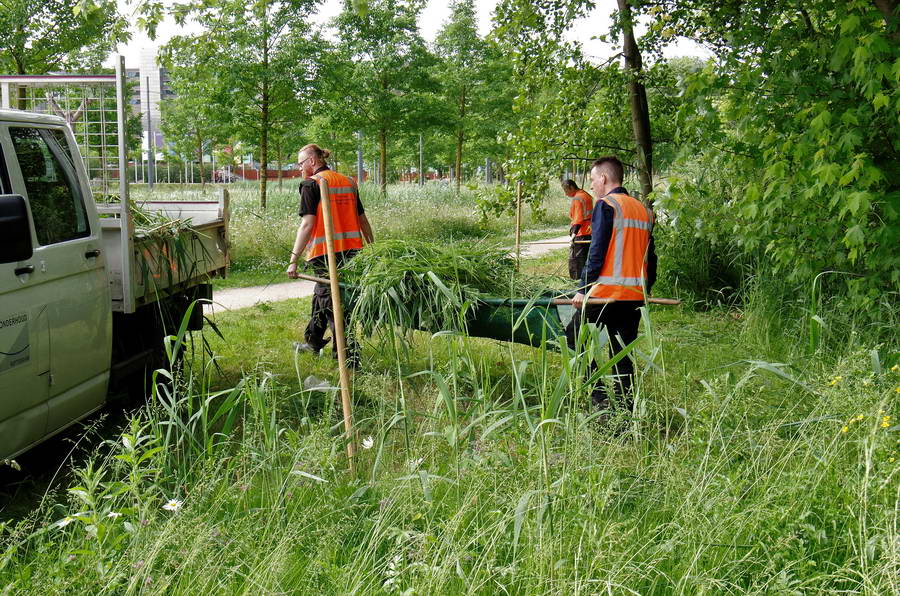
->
xmin=9 ymin=127 xmax=90 ymax=246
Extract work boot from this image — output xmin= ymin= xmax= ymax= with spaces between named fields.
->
xmin=293 ymin=341 xmax=323 ymax=355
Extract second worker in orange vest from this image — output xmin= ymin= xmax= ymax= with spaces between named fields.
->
xmin=287 ymin=143 xmax=374 ymax=365
xmin=562 ymin=179 xmax=593 ymax=280
xmin=566 ymin=156 xmax=657 ymax=415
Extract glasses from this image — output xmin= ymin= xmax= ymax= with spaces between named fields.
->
xmin=298 ymin=155 xmax=311 ymax=167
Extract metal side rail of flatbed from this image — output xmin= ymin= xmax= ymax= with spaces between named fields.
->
xmin=98 ymin=190 xmax=230 ymax=313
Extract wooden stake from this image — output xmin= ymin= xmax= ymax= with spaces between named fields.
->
xmin=317 ymin=177 xmax=356 ymax=473
xmin=514 ymin=181 xmax=523 ymax=270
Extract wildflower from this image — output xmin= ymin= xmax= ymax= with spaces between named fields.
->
xmin=829 ymin=376 xmax=843 ymax=386
xmin=362 ymin=436 xmax=374 ymax=450
xmin=408 ymin=457 xmax=424 ymax=471
xmin=106 ymin=511 xmax=122 ymax=519
xmin=855 ymin=414 xmax=864 ymax=421
xmin=892 ymin=364 xmax=899 ymax=372
xmin=890 ymin=458 xmax=896 ymax=463
xmin=54 ymin=516 xmax=75 ymax=529
xmin=67 ymin=554 xmax=77 ymax=562
xmin=162 ymin=499 xmax=183 ymax=512
xmin=882 ymin=416 xmax=891 ymax=428
xmin=895 ymin=386 xmax=900 ymax=394
xmin=841 ymin=426 xmax=849 ymax=433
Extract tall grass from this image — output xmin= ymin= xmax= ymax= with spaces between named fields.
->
xmin=132 ymin=181 xmax=570 ymax=285
xmin=2 ymin=185 xmax=896 ymax=594
xmin=1 ymin=284 xmax=897 ymax=593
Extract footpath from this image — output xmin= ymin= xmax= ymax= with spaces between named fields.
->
xmin=207 ymin=235 xmax=571 ymax=312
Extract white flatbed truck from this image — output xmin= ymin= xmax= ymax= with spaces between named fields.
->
xmin=0 ymin=109 xmax=228 ymax=460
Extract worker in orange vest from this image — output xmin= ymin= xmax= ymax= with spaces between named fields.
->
xmin=562 ymin=179 xmax=593 ymax=279
xmin=567 ymin=156 xmax=656 ymax=415
xmin=287 ymin=143 xmax=374 ymax=364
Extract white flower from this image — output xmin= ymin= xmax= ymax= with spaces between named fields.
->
xmin=362 ymin=436 xmax=374 ymax=450
xmin=162 ymin=499 xmax=183 ymax=512
xmin=408 ymin=457 xmax=424 ymax=471
xmin=54 ymin=516 xmax=75 ymax=528
xmin=106 ymin=511 xmax=123 ymax=519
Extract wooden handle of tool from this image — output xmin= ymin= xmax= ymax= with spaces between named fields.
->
xmin=551 ymin=297 xmax=681 ymax=306
xmin=294 ymin=272 xmax=331 ymax=285
xmin=525 ymin=240 xmax=591 ymax=245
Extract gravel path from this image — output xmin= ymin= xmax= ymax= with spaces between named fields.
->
xmin=207 ymin=235 xmax=572 ymax=313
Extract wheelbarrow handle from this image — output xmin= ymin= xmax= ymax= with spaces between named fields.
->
xmin=294 ymin=272 xmax=331 ymax=285
xmin=551 ymin=297 xmax=681 ymax=306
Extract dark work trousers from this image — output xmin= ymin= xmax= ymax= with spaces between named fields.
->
xmin=568 ymin=235 xmax=592 ymax=280
xmin=304 ymin=251 xmax=359 ymax=364
xmin=565 ymin=300 xmax=642 ymax=410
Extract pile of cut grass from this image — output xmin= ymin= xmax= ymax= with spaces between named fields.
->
xmin=341 ymin=239 xmax=572 ymax=335
xmin=342 ymin=239 xmax=516 ymax=334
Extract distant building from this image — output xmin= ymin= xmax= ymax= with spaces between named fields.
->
xmin=125 ymin=47 xmax=174 ymax=149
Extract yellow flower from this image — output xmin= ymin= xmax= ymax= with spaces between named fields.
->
xmin=882 ymin=416 xmax=892 ymax=428
xmin=890 ymin=458 xmax=896 ymax=463
xmin=892 ymin=364 xmax=900 ymax=372
xmin=841 ymin=426 xmax=849 ymax=433
xmin=895 ymin=386 xmax=900 ymax=394
xmin=830 ymin=376 xmax=843 ymax=386
xmin=855 ymin=414 xmax=864 ymax=421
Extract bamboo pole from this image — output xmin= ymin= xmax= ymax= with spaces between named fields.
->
xmin=317 ymin=178 xmax=356 ymax=473
xmin=514 ymin=181 xmax=523 ymax=270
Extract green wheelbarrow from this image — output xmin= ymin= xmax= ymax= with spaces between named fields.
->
xmin=296 ymin=273 xmax=678 ymax=349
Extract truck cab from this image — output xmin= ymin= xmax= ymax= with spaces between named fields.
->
xmin=0 ymin=111 xmax=111 ymax=459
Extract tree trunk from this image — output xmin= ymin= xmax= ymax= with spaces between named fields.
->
xmin=455 ymin=87 xmax=466 ymax=195
xmin=14 ymin=55 xmax=26 ymax=109
xmin=378 ymin=128 xmax=387 ymax=195
xmin=617 ymin=0 xmax=654 ymax=201
xmin=259 ymin=10 xmax=270 ymax=209
xmin=196 ymin=130 xmax=205 ymax=189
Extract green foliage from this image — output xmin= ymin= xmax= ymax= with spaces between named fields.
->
xmin=658 ymin=0 xmax=900 ymax=302
xmin=158 ymin=0 xmax=323 ymax=207
xmin=328 ymin=0 xmax=438 ymax=192
xmin=0 ymin=0 xmax=128 ymax=76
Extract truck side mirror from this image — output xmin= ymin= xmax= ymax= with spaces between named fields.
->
xmin=0 ymin=195 xmax=33 ymax=264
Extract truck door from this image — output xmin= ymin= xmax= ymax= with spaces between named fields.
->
xmin=0 ymin=129 xmax=49 ymax=459
xmin=5 ymin=124 xmax=111 ymax=437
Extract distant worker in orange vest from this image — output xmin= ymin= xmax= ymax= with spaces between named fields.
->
xmin=562 ymin=178 xmax=593 ymax=279
xmin=287 ymin=143 xmax=374 ymax=365
xmin=567 ymin=156 xmax=656 ymax=415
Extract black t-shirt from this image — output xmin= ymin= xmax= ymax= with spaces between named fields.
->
xmin=298 ymin=166 xmax=365 ymax=217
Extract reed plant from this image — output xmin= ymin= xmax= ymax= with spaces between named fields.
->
xmin=1 ymin=281 xmax=896 ymax=594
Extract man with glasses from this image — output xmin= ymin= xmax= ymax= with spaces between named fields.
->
xmin=287 ymin=144 xmax=374 ymax=366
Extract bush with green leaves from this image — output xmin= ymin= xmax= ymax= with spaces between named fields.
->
xmin=658 ymin=0 xmax=899 ymax=305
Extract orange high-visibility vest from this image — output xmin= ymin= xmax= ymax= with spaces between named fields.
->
xmin=306 ymin=169 xmax=364 ymax=261
xmin=569 ymin=189 xmax=593 ymax=236
xmin=588 ymin=192 xmax=654 ymax=301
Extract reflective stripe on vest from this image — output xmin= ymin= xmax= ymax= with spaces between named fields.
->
xmin=589 ymin=193 xmax=653 ymax=300
xmin=306 ymin=170 xmax=364 ymax=261
xmin=308 ymin=230 xmax=363 ymax=247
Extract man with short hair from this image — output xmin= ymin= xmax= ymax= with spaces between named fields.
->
xmin=567 ymin=156 xmax=657 ymax=414
xmin=287 ymin=143 xmax=374 ymax=364
xmin=562 ymin=178 xmax=593 ymax=279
